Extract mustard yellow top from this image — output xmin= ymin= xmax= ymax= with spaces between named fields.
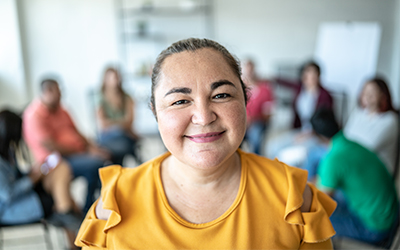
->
xmin=75 ymin=149 xmax=336 ymax=249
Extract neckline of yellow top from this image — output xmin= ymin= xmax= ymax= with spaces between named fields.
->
xmin=153 ymin=149 xmax=247 ymax=229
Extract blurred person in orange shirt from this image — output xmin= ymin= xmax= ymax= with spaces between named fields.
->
xmin=23 ymin=79 xmax=110 ymax=212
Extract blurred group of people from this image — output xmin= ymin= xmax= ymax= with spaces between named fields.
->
xmin=0 ymin=66 xmax=139 ymax=241
xmin=242 ymin=58 xmax=399 ymax=246
xmin=0 ymin=52 xmax=399 ymax=248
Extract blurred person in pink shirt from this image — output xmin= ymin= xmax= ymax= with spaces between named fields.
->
xmin=242 ymin=59 xmax=274 ymax=155
xmin=23 ymin=78 xmax=110 ymax=212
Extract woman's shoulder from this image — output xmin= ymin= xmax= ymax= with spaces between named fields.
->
xmin=241 ymin=150 xmax=307 ymax=175
xmin=87 ymin=154 xmax=169 ymax=221
xmin=99 ymin=153 xmax=168 ymax=187
xmin=318 ymin=85 xmax=333 ymax=101
xmin=239 ymin=150 xmax=336 ymax=243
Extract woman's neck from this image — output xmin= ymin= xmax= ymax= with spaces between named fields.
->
xmin=366 ymin=106 xmax=379 ymax=115
xmin=163 ymin=152 xmax=241 ymax=190
xmin=304 ymin=85 xmax=319 ymax=94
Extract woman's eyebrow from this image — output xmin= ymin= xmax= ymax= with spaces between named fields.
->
xmin=211 ymin=80 xmax=236 ymax=90
xmin=164 ymin=87 xmax=192 ymax=97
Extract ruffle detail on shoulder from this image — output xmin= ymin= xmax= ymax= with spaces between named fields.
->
xmin=75 ymin=165 xmax=122 ymax=248
xmin=282 ymin=163 xmax=337 ymax=243
xmin=75 ymin=200 xmax=108 ymax=248
xmin=99 ymin=165 xmax=122 ymax=233
xmin=301 ymin=184 xmax=337 ymax=243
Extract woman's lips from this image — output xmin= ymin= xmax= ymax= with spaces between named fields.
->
xmin=185 ymin=131 xmax=225 ymax=143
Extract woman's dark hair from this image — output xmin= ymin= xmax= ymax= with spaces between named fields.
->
xmin=150 ymin=38 xmax=249 ymax=117
xmin=101 ymin=67 xmax=125 ymax=97
xmin=311 ymin=108 xmax=340 ymax=139
xmin=300 ymin=61 xmax=321 ymax=77
xmin=358 ymin=77 xmax=394 ymax=112
xmin=0 ymin=110 xmax=22 ymax=161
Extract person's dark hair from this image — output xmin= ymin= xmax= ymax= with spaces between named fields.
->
xmin=300 ymin=61 xmax=321 ymax=78
xmin=101 ymin=67 xmax=125 ymax=97
xmin=40 ymin=79 xmax=58 ymax=93
xmin=150 ymin=38 xmax=249 ymax=117
xmin=0 ymin=110 xmax=22 ymax=161
xmin=358 ymin=77 xmax=394 ymax=112
xmin=310 ymin=108 xmax=340 ymax=139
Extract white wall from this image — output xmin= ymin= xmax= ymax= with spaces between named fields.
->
xmin=214 ymin=0 xmax=398 ymax=104
xmin=18 ymin=0 xmax=120 ymax=137
xmin=392 ymin=0 xmax=400 ymax=108
xmin=0 ymin=0 xmax=27 ymax=110
xmin=2 ymin=0 xmax=400 ymax=136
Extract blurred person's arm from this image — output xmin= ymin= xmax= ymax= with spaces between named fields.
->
xmin=273 ymin=77 xmax=301 ymax=90
xmin=0 ymin=161 xmax=43 ymax=205
xmin=121 ymin=96 xmax=134 ymax=131
xmin=316 ymin=176 xmax=335 ymax=197
xmin=260 ymin=84 xmax=275 ymax=122
xmin=41 ymin=139 xmax=81 ymax=156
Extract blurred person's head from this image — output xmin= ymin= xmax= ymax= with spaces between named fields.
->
xmin=300 ymin=61 xmax=321 ymax=91
xmin=0 ymin=110 xmax=22 ymax=160
xmin=311 ymin=108 xmax=340 ymax=142
xmin=359 ymin=77 xmax=394 ymax=113
xmin=101 ymin=67 xmax=124 ymax=96
xmin=241 ymin=58 xmax=256 ymax=82
xmin=150 ymin=38 xmax=248 ymax=118
xmin=40 ymin=79 xmax=61 ymax=110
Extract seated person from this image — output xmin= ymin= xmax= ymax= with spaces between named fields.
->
xmin=242 ymin=58 xmax=274 ymax=155
xmin=23 ymin=79 xmax=110 ymax=212
xmin=311 ymin=108 xmax=398 ymax=246
xmin=304 ymin=77 xmax=398 ymax=181
xmin=97 ymin=67 xmax=141 ymax=165
xmin=266 ymin=61 xmax=333 ymax=166
xmin=0 ymin=110 xmax=81 ymax=232
xmin=344 ymin=77 xmax=398 ymax=174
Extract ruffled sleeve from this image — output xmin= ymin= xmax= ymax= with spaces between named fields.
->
xmin=282 ymin=163 xmax=337 ymax=244
xmin=75 ymin=165 xmax=122 ymax=249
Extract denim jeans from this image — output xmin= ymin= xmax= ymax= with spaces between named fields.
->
xmin=302 ymin=144 xmax=329 ymax=181
xmin=98 ymin=128 xmax=138 ymax=165
xmin=64 ymin=154 xmax=105 ymax=213
xmin=331 ymin=193 xmax=392 ymax=245
xmin=245 ymin=121 xmax=267 ymax=155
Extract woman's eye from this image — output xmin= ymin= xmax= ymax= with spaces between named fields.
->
xmin=172 ymin=100 xmax=189 ymax=106
xmin=214 ymin=93 xmax=231 ymax=99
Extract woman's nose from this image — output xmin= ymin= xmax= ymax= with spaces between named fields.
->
xmin=191 ymin=102 xmax=217 ymax=126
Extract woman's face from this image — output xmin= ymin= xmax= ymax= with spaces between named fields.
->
xmin=361 ymin=81 xmax=381 ymax=111
xmin=301 ymin=66 xmax=319 ymax=90
xmin=154 ymin=48 xmax=247 ymax=170
xmin=104 ymin=70 xmax=120 ymax=89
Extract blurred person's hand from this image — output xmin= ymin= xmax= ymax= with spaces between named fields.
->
xmin=88 ymin=144 xmax=111 ymax=160
xmin=29 ymin=162 xmax=44 ymax=184
xmin=294 ymin=131 xmax=312 ymax=143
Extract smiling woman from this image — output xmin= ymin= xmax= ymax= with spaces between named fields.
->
xmin=75 ymin=38 xmax=337 ymax=250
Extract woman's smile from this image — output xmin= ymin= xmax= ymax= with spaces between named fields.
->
xmin=184 ymin=131 xmax=226 ymax=143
